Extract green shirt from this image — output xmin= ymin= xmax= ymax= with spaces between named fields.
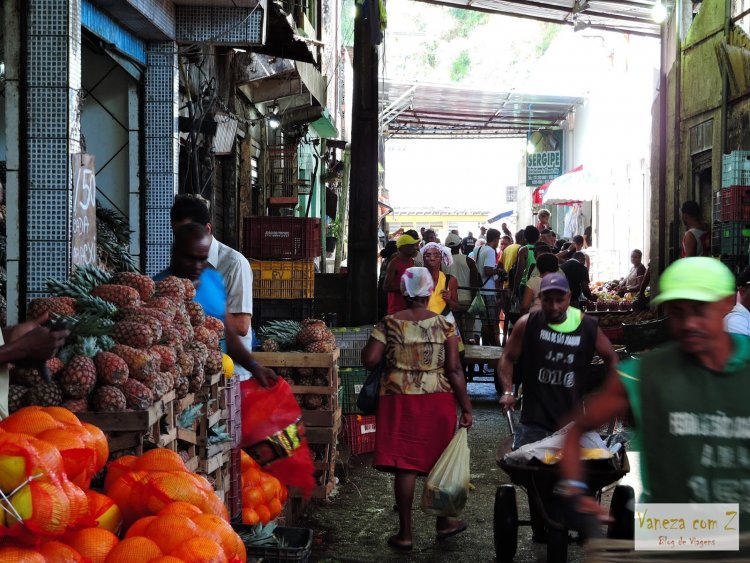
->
xmin=619 ymin=334 xmax=750 ymax=529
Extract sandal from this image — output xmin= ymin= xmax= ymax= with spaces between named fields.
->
xmin=436 ymin=523 xmax=467 ymax=541
xmin=387 ymin=535 xmax=413 ymax=551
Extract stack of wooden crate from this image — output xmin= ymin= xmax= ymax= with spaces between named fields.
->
xmin=252 ymin=349 xmax=341 ymax=500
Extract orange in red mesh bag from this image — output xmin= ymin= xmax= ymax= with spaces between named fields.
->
xmin=36 ymin=427 xmax=97 ymax=489
xmin=239 ymin=378 xmax=315 ymax=497
xmin=0 ymin=408 xmax=63 ymax=436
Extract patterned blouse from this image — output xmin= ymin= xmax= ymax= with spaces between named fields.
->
xmin=371 ymin=315 xmax=457 ymax=396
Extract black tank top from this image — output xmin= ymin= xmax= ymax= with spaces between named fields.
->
xmin=519 ymin=310 xmax=599 ymax=431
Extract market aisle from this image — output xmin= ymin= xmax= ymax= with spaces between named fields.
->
xmin=306 ymin=380 xmax=586 ymax=562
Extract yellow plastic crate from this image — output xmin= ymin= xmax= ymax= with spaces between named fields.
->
xmin=250 ymin=259 xmax=315 ymax=299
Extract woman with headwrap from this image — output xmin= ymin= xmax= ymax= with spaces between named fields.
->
xmin=361 ymin=267 xmax=473 ymax=552
xmin=420 ymin=242 xmax=459 ymax=317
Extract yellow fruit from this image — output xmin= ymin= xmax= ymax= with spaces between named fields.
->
xmin=222 ymin=354 xmax=234 ymax=379
xmin=9 ymin=482 xmax=33 ymax=523
xmin=0 ymin=454 xmax=27 ymax=493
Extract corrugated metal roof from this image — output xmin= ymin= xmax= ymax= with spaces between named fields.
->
xmin=380 ymin=79 xmax=583 ymax=138
xmin=411 ymin=0 xmax=672 ymax=38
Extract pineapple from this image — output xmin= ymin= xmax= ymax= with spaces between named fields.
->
xmin=189 ymin=341 xmax=209 ymax=362
xmin=193 ymin=326 xmax=219 ymax=350
xmin=111 ymin=272 xmax=156 ymax=301
xmin=27 ymin=296 xmax=77 ymax=319
xmin=161 ymin=371 xmax=176 ymax=391
xmin=205 ymin=349 xmax=223 ymax=374
xmin=117 ymin=306 xmax=172 ymax=326
xmin=177 ymin=352 xmax=195 ymax=377
xmin=112 ymin=321 xmax=156 ymax=349
xmin=261 ymin=339 xmax=280 ymax=352
xmin=297 ymin=320 xmax=329 ymax=346
xmin=119 ymin=379 xmax=154 ymax=410
xmin=26 ymin=381 xmax=64 ymax=407
xmin=155 ymin=276 xmax=186 ymax=300
xmin=111 ymin=344 xmax=157 ymax=381
xmin=45 ymin=357 xmax=65 ymax=377
xmin=11 ymin=366 xmax=45 ymax=387
xmin=161 ymin=327 xmax=184 ymax=350
xmin=173 ymin=323 xmax=195 ymax=346
xmin=174 ymin=375 xmax=190 ymax=399
xmin=94 ymin=351 xmax=129 ymax=385
xmin=142 ymin=372 xmax=171 ymax=398
xmin=188 ymin=370 xmax=205 ymax=393
xmin=174 ymin=306 xmax=190 ymax=325
xmin=8 ymin=385 xmax=29 ymax=413
xmin=146 ymin=297 xmax=178 ymax=317
xmin=92 ymin=385 xmax=127 ymax=412
xmin=185 ymin=302 xmax=205 ymax=327
xmin=203 ymin=316 xmax=225 ymax=338
xmin=61 ymin=398 xmax=89 ymax=413
xmin=305 ymin=337 xmax=336 ymax=354
xmin=149 ymin=345 xmax=177 ymax=372
xmin=91 ymin=284 xmax=142 ymax=308
xmin=60 ymin=356 xmax=97 ymax=399
xmin=181 ymin=278 xmax=196 ymax=300
xmin=304 ymin=394 xmax=323 ymax=410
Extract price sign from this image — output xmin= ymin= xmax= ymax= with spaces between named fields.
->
xmin=71 ymin=153 xmax=97 ymax=268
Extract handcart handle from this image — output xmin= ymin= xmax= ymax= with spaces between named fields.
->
xmin=505 ymin=410 xmax=515 ymax=436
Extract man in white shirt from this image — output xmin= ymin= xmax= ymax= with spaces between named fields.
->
xmin=725 ymin=266 xmax=750 ymax=336
xmin=170 ymin=195 xmax=255 ymax=381
xmin=477 ymin=228 xmax=503 ymax=346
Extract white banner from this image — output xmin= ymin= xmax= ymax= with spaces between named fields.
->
xmin=634 ymin=503 xmax=740 ymax=551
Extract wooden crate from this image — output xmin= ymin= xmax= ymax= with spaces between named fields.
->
xmin=77 ymin=391 xmax=178 ymax=458
xmin=252 ymin=350 xmax=340 ymax=428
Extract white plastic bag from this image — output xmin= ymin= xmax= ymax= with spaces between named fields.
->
xmin=421 ymin=428 xmax=471 ymax=517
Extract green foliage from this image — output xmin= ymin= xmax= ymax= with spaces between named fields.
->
xmin=448 ymin=8 xmax=489 ymax=38
xmin=422 ymin=40 xmax=439 ymax=68
xmin=450 ymin=50 xmax=472 ymax=82
xmin=536 ymin=23 xmax=560 ymax=57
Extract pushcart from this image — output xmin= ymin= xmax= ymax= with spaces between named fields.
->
xmin=494 ymin=413 xmax=633 ymax=563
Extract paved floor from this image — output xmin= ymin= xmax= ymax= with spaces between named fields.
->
xmin=305 ymin=379 xmax=605 ymax=562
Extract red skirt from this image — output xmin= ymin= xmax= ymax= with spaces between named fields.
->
xmin=373 ymin=392 xmax=457 ymax=475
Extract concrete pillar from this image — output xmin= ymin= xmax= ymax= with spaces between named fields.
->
xmin=21 ymin=0 xmax=82 ymax=310
xmin=143 ymin=42 xmax=179 ymax=276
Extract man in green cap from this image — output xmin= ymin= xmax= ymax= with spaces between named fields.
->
xmin=559 ymin=257 xmax=750 ymax=530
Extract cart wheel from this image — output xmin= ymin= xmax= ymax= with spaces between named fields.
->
xmin=494 ymin=485 xmax=518 ymax=562
xmin=546 ymin=501 xmax=568 ymax=563
xmin=607 ymin=485 xmax=635 ymax=539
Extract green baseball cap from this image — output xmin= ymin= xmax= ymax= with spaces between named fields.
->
xmin=651 ymin=257 xmax=736 ymax=306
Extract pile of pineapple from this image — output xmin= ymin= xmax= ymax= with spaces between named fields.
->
xmin=258 ymin=319 xmax=337 ymax=411
xmin=9 ymin=268 xmax=225 ymax=414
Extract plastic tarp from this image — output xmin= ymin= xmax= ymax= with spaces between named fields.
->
xmin=541 ymin=165 xmax=601 ymax=204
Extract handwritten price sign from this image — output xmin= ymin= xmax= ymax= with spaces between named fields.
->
xmin=71 ymin=154 xmax=97 ymax=268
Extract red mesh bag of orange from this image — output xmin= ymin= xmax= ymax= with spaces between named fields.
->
xmin=239 ymin=378 xmax=315 ymax=497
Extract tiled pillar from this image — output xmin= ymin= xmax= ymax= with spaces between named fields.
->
xmin=24 ymin=0 xmax=82 ymax=304
xmin=143 ymin=42 xmax=179 ymax=276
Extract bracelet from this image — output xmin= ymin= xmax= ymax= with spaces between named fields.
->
xmin=502 ymin=391 xmax=514 ymax=396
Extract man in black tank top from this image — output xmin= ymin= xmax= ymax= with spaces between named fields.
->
xmin=496 ymin=273 xmax=619 ymax=541
xmin=497 ymin=273 xmax=619 ymax=449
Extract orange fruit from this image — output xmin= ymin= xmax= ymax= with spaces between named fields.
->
xmin=147 ymin=558 xmax=185 ymax=563
xmin=157 ymin=501 xmax=202 ymax=518
xmin=242 ymin=468 xmax=261 ymax=487
xmin=0 ymin=546 xmax=45 ymax=562
xmin=86 ymin=491 xmax=122 ymax=533
xmin=81 ymin=422 xmax=109 ymax=472
xmin=42 ymin=406 xmax=83 ymax=426
xmin=242 ymin=486 xmax=264 ymax=508
xmin=104 ymin=455 xmax=138 ymax=491
xmin=191 ymin=513 xmax=245 ymax=562
xmin=104 ymin=537 xmax=162 ymax=563
xmin=278 ymin=485 xmax=288 ymax=504
xmin=241 ymin=507 xmax=260 ymax=525
xmin=170 ymin=537 xmax=228 ymax=563
xmin=125 ymin=515 xmax=157 ymax=538
xmin=65 ymin=527 xmax=120 ymax=563
xmin=240 ymin=450 xmax=258 ymax=472
xmin=134 ymin=449 xmax=187 ymax=473
xmin=268 ymin=498 xmax=283 ymax=520
xmin=260 ymin=479 xmax=278 ymax=503
xmin=255 ymin=505 xmax=271 ymax=525
xmin=38 ymin=540 xmax=84 ymax=562
xmin=145 ymin=514 xmax=199 ymax=554
xmin=0 ymin=408 xmax=62 ymax=435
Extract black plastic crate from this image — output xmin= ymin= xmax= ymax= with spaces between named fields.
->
xmin=711 ymin=221 xmax=723 ymax=255
xmin=253 ymin=298 xmax=314 ymax=327
xmin=623 ymin=317 xmax=669 ymax=353
xmin=720 ymin=221 xmax=750 ymax=255
xmin=243 ymin=217 xmax=322 ymax=260
xmin=234 ymin=525 xmax=313 ymax=563
xmin=721 ymin=255 xmax=750 ymax=275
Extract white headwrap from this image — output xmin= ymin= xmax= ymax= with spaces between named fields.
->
xmin=420 ymin=242 xmax=453 ymax=267
xmin=400 ymin=267 xmax=434 ymax=298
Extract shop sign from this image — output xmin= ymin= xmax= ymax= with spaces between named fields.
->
xmin=71 ymin=153 xmax=97 ymax=268
xmin=526 ymin=129 xmax=564 ymax=187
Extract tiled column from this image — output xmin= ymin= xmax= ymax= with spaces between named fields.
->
xmin=143 ymin=42 xmax=179 ymax=276
xmin=24 ymin=0 xmax=82 ymax=304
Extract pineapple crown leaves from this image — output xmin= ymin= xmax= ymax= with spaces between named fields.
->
xmin=238 ymin=523 xmax=279 ymax=546
xmin=47 ymin=266 xmax=113 ymax=297
xmin=97 ymin=335 xmax=116 ymax=351
xmin=72 ymin=336 xmax=102 ymax=358
xmin=207 ymin=423 xmax=231 ymax=444
xmin=54 ymin=312 xmax=114 ymax=338
xmin=258 ymin=320 xmax=302 ymax=348
xmin=96 ymin=203 xmax=132 ymax=245
xmin=177 ymin=403 xmax=203 ymax=429
xmin=58 ymin=345 xmax=75 ymax=364
xmin=75 ymin=296 xmax=117 ymax=318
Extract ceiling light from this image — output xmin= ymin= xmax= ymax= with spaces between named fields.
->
xmin=268 ymin=115 xmax=281 ymax=129
xmin=651 ymin=1 xmax=668 ymax=24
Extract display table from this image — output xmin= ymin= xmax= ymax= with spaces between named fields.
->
xmin=462 ymin=345 xmax=502 ymax=366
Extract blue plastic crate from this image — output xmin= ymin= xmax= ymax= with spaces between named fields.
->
xmin=722 ymin=151 xmax=750 ymax=188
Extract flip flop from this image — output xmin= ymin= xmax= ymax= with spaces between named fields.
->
xmin=436 ymin=523 xmax=468 ymax=542
xmin=387 ymin=536 xmax=413 ymax=551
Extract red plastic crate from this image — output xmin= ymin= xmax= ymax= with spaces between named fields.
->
xmin=343 ymin=415 xmax=376 ymax=455
xmin=721 ymin=186 xmax=750 ymax=221
xmin=243 ymin=217 xmax=322 ymax=260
